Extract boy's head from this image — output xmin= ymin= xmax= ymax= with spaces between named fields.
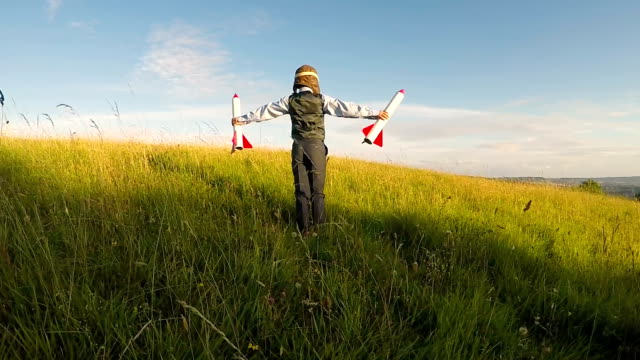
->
xmin=293 ymin=65 xmax=320 ymax=94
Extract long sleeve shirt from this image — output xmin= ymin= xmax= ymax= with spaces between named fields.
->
xmin=237 ymin=88 xmax=380 ymax=124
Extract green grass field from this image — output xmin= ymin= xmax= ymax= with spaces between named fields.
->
xmin=0 ymin=138 xmax=638 ymax=359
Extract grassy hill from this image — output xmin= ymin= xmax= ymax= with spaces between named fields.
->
xmin=0 ymin=138 xmax=638 ymax=359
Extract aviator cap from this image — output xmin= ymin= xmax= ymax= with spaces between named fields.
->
xmin=293 ymin=65 xmax=320 ymax=94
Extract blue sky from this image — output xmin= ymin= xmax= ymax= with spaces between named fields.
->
xmin=1 ymin=0 xmax=639 ymax=177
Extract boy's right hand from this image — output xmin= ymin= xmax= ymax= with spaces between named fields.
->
xmin=231 ymin=117 xmax=243 ymax=126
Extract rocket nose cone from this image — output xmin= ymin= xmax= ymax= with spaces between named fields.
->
xmin=399 ymin=89 xmax=405 ymax=94
xmin=233 ymin=93 xmax=239 ymax=98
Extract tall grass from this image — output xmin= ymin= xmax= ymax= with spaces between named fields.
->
xmin=0 ymin=138 xmax=638 ymax=359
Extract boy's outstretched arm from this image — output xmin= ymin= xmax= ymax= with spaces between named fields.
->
xmin=322 ymin=95 xmax=388 ymax=120
xmin=232 ymin=97 xmax=290 ymax=126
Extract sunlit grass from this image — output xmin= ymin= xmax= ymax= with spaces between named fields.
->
xmin=0 ymin=138 xmax=638 ymax=359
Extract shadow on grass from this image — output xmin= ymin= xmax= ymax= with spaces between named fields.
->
xmin=149 ymin=150 xmax=640 ymax=357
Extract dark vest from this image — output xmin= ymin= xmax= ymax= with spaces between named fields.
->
xmin=288 ymin=91 xmax=325 ymax=140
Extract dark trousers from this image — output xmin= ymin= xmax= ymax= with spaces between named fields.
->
xmin=292 ymin=139 xmax=327 ymax=232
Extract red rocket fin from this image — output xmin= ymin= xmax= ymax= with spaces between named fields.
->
xmin=242 ymin=135 xmax=253 ymax=149
xmin=362 ymin=123 xmax=375 ymax=136
xmin=362 ymin=124 xmax=383 ymax=147
xmin=373 ymin=131 xmax=383 ymax=147
xmin=231 ymin=134 xmax=252 ymax=149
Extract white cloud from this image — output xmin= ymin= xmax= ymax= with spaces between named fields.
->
xmin=134 ymin=22 xmax=233 ymax=99
xmin=74 ymin=100 xmax=638 ymax=177
xmin=499 ymin=97 xmax=541 ymax=108
xmin=483 ymin=143 xmax=521 ymax=153
xmin=46 ymin=0 xmax=62 ymax=21
xmin=607 ymin=110 xmax=640 ymax=118
xmin=3 ymin=104 xmax=232 ymax=146
xmin=5 ymin=88 xmax=639 ymax=177
xmin=326 ymin=100 xmax=640 ymax=177
xmin=132 ymin=20 xmax=279 ymax=102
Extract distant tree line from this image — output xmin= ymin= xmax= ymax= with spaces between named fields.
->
xmin=577 ymin=179 xmax=603 ymax=194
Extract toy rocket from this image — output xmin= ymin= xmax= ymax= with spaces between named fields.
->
xmin=231 ymin=93 xmax=252 ymax=151
xmin=362 ymin=89 xmax=405 ymax=147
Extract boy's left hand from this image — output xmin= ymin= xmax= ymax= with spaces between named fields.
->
xmin=231 ymin=117 xmax=243 ymax=126
xmin=377 ymin=111 xmax=389 ymax=120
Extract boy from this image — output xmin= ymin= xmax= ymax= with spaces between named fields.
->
xmin=232 ymin=65 xmax=389 ymax=234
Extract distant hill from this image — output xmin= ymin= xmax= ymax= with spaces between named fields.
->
xmin=501 ymin=176 xmax=640 ymax=199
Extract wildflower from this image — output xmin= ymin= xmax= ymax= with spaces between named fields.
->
xmin=112 ymin=241 xmax=118 ymax=246
xmin=248 ymin=343 xmax=260 ymax=351
xmin=322 ymin=296 xmax=333 ymax=312
xmin=181 ymin=316 xmax=189 ymax=332
xmin=519 ymin=326 xmax=528 ymax=336
xmin=266 ymin=295 xmax=275 ymax=305
xmin=412 ymin=262 xmax=419 ymax=272
xmin=302 ymin=298 xmax=318 ymax=306
xmin=198 ymin=283 xmax=204 ymax=287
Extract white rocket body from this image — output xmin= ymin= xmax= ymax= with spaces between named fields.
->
xmin=231 ymin=94 xmax=252 ymax=151
xmin=363 ymin=89 xmax=405 ymax=147
xmin=232 ymin=94 xmax=243 ymax=150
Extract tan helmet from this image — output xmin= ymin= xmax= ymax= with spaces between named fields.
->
xmin=293 ymin=65 xmax=320 ymax=94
